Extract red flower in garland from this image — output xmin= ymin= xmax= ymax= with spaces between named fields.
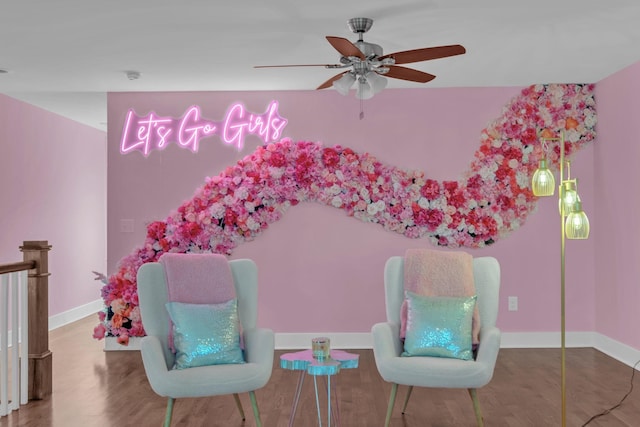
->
xmin=146 ymin=221 xmax=166 ymax=240
xmin=420 ymin=179 xmax=441 ymax=200
xmin=322 ymin=147 xmax=341 ymax=169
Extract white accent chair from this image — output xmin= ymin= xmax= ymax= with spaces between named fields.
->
xmin=371 ymin=256 xmax=501 ymax=427
xmin=137 ymin=259 xmax=274 ymax=427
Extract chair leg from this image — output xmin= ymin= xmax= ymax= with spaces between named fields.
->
xmin=384 ymin=383 xmax=399 ymax=427
xmin=233 ymin=393 xmax=246 ymax=421
xmin=249 ymin=390 xmax=262 ymax=427
xmin=467 ymin=388 xmax=484 ymax=427
xmin=401 ymin=386 xmax=413 ymax=414
xmin=163 ymin=397 xmax=175 ymax=427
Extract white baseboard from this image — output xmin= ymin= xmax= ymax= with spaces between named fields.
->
xmin=500 ymin=331 xmax=595 ymax=348
xmin=49 ymin=299 xmax=104 ymax=330
xmin=103 ymin=333 xmax=373 ymax=352
xmin=93 ymin=324 xmax=637 ymax=371
xmin=500 ymin=331 xmax=640 ymax=369
xmin=100 ymin=331 xmax=640 ymax=368
xmin=275 ymin=332 xmax=372 ymax=350
xmin=593 ymin=333 xmax=640 ymax=369
xmin=277 ymin=331 xmax=599 ymax=351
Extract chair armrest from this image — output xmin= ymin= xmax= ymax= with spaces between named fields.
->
xmin=476 ymin=326 xmax=501 ymax=369
xmin=140 ymin=335 xmax=175 ymax=396
xmin=243 ymin=327 xmax=275 ymax=365
xmin=371 ymin=322 xmax=403 ymax=362
xmin=141 ymin=335 xmax=172 ymax=372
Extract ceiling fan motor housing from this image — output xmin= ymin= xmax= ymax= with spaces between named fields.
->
xmin=354 ymin=41 xmax=383 ymax=58
xmin=346 ymin=18 xmax=382 ymax=58
xmin=347 ymin=17 xmax=373 ymax=34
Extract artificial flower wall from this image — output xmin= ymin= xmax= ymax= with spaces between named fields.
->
xmin=94 ymin=83 xmax=597 ymax=343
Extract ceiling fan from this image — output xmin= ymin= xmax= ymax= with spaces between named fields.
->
xmin=254 ymin=17 xmax=466 ymax=101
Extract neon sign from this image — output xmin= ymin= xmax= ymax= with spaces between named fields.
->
xmin=120 ymin=100 xmax=288 ymax=156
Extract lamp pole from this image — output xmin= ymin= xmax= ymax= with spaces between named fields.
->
xmin=559 ymin=135 xmax=567 ymax=427
xmin=532 ymin=131 xmax=589 ymax=427
xmin=542 ymin=133 xmax=568 ymax=426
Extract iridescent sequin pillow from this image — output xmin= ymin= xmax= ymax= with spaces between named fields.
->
xmin=402 ymin=291 xmax=477 ymax=360
xmin=165 ymin=299 xmax=245 ymax=369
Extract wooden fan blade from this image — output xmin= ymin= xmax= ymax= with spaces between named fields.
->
xmin=254 ymin=64 xmax=341 ymax=68
xmin=316 ymin=72 xmax=348 ymax=90
xmin=380 ymin=44 xmax=466 ymax=64
xmin=326 ymin=36 xmax=365 ymax=59
xmin=384 ymin=65 xmax=436 ymax=83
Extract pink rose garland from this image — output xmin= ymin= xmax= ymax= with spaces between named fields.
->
xmin=96 ymin=83 xmax=596 ymax=341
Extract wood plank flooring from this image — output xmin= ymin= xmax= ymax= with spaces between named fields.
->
xmin=1 ymin=315 xmax=639 ymax=426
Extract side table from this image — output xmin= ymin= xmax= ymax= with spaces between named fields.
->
xmin=280 ymin=349 xmax=359 ymax=427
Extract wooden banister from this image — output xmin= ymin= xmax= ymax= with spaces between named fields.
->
xmin=0 ymin=261 xmax=36 ymax=275
xmin=19 ymin=241 xmax=52 ymax=400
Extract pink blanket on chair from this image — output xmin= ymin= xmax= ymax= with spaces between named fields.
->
xmin=159 ymin=253 xmax=236 ymax=350
xmin=160 ymin=252 xmax=235 ymax=304
xmin=402 ymin=249 xmax=480 ymax=344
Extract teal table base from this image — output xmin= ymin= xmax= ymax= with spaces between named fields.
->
xmin=280 ymin=349 xmax=359 ymax=427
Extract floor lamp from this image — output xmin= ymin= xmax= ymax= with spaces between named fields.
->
xmin=531 ymin=131 xmax=590 ymax=427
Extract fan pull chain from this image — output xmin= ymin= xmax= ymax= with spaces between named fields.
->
xmin=359 ymin=97 xmax=364 ymax=120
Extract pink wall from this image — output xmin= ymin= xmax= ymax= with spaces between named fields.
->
xmin=593 ymin=62 xmax=640 ymax=350
xmin=107 ymin=87 xmax=596 ymax=334
xmin=0 ymin=94 xmax=107 ymax=316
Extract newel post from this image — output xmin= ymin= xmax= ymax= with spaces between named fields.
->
xmin=20 ymin=240 xmax=53 ymax=400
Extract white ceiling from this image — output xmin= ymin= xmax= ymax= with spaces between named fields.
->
xmin=2 ymin=0 xmax=640 ymax=132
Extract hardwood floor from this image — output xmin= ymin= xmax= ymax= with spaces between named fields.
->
xmin=1 ymin=315 xmax=639 ymax=426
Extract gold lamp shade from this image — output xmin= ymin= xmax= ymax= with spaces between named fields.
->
xmin=559 ymin=180 xmax=578 ymax=216
xmin=565 ymin=200 xmax=590 ymax=239
xmin=532 ymin=159 xmax=556 ymax=196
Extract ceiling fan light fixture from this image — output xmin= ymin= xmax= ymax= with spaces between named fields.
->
xmin=333 ymin=72 xmax=356 ymax=95
xmin=355 ymin=76 xmax=375 ymax=100
xmin=366 ymin=71 xmax=387 ymax=94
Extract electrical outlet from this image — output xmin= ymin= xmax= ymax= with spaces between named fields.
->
xmin=120 ymin=219 xmax=134 ymax=233
xmin=508 ymin=296 xmax=518 ymax=311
